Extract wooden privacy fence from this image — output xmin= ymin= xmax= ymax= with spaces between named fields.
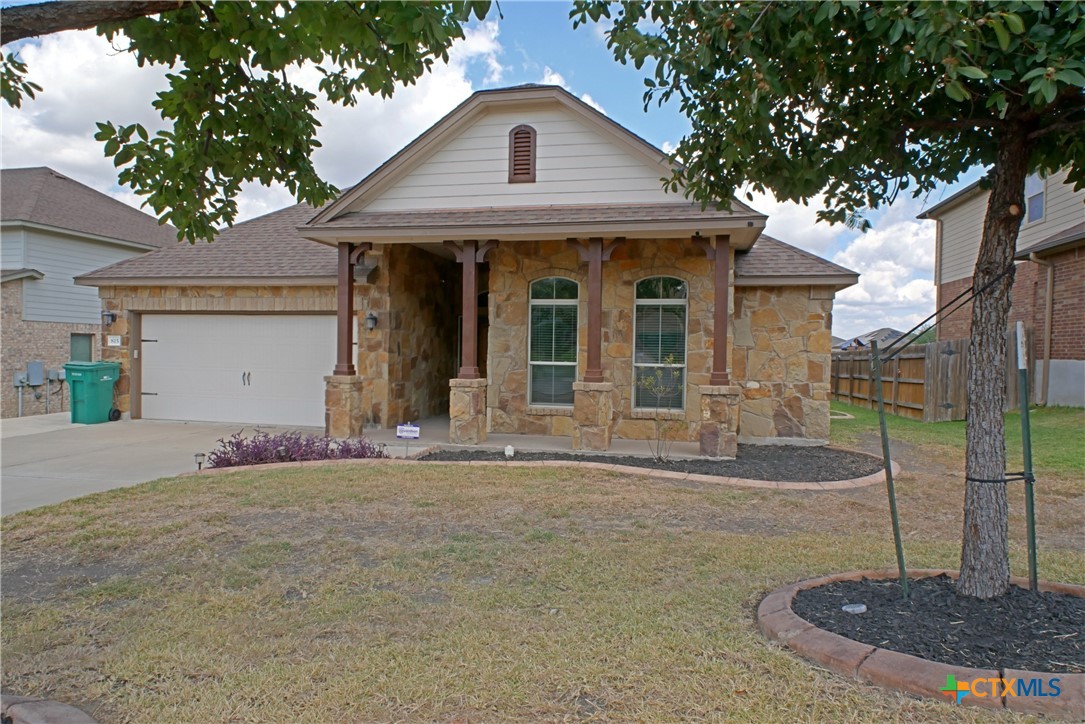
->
xmin=831 ymin=329 xmax=1031 ymax=422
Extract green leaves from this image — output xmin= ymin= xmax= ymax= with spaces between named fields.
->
xmin=0 ymin=53 xmax=42 ymax=108
xmin=13 ymin=1 xmax=491 ymax=242
xmin=575 ymin=0 xmax=1085 ymax=221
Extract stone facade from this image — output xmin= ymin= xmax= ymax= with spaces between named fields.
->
xmin=699 ymin=384 xmax=742 ymax=458
xmin=449 ymin=378 xmax=487 ymax=444
xmin=487 ymin=237 xmax=729 ymax=443
xmin=731 ymin=285 xmax=834 ymax=443
xmin=2 ymin=280 xmax=101 ymax=418
xmin=572 ymin=381 xmax=614 ymax=451
xmin=324 ymin=375 xmax=365 ymax=438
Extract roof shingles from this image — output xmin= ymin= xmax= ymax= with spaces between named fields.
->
xmin=2 ymin=167 xmax=178 ymax=248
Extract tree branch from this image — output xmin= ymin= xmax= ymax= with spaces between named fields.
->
xmin=1028 ymin=117 xmax=1085 ymax=141
xmin=903 ymin=117 xmax=1004 ymax=131
xmin=1 ymin=1 xmax=185 ymax=46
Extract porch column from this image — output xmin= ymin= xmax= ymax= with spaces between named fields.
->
xmin=446 ymin=239 xmax=496 ymax=444
xmin=334 ymin=242 xmax=357 ymax=375
xmin=694 ymin=234 xmax=732 ymax=384
xmin=326 ymin=242 xmax=370 ymax=438
xmin=568 ymin=237 xmax=621 ymax=383
xmin=568 ymin=237 xmax=621 ymax=450
xmin=332 ymin=242 xmax=371 ymax=376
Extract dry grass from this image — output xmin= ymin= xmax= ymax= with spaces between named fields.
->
xmin=2 ymin=416 xmax=1082 ymax=722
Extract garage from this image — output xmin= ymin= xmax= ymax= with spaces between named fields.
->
xmin=140 ymin=314 xmax=338 ymax=428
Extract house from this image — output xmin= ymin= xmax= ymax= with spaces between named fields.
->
xmin=835 ymin=327 xmax=905 ymax=351
xmin=77 ymin=85 xmax=857 ymax=456
xmin=920 ymin=168 xmax=1084 ymax=406
xmin=1 ymin=167 xmax=177 ymax=418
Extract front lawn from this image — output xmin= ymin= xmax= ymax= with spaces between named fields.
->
xmin=2 ymin=413 xmax=1082 ymax=720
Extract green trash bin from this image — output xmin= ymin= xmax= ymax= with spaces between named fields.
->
xmin=64 ymin=361 xmax=121 ymax=424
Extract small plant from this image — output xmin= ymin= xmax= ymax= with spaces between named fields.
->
xmin=205 ymin=429 xmax=387 ymax=469
xmin=636 ymin=354 xmax=681 ymax=463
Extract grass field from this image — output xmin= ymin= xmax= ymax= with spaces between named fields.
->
xmin=2 ymin=405 xmax=1082 ymax=721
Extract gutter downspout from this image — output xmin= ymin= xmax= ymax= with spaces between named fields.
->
xmin=1029 ymin=253 xmax=1054 ymax=406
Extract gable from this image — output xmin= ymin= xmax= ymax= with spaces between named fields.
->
xmin=346 ymin=101 xmax=676 ymax=213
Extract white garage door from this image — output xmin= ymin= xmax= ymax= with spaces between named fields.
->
xmin=141 ymin=314 xmax=339 ymax=428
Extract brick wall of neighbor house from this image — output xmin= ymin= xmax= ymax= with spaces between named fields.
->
xmin=486 ymin=237 xmax=731 ymax=442
xmin=937 ymin=250 xmax=1084 ymax=362
xmin=2 ymin=280 xmax=102 ymax=418
xmin=731 ymin=286 xmax=834 ymax=442
xmin=98 ymin=284 xmax=342 ymax=416
xmin=383 ymin=245 xmax=459 ymax=426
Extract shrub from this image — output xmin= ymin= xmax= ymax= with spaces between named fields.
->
xmin=206 ymin=430 xmax=387 ymax=469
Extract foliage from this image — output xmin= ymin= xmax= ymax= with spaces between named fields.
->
xmin=1 ymin=1 xmax=491 ymax=242
xmin=574 ymin=0 xmax=1085 ymax=598
xmin=0 ymin=52 xmax=40 ymax=107
xmin=206 ymin=429 xmax=386 ymax=469
xmin=572 ymin=1 xmax=1084 ymax=224
xmin=910 ymin=324 xmax=937 ymax=346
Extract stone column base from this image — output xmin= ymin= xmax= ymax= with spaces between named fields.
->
xmin=450 ymin=378 xmax=487 ymax=445
xmin=572 ymin=381 xmax=614 ymax=451
xmin=325 ymin=375 xmax=365 ymax=439
xmin=699 ymin=384 xmax=742 ymax=458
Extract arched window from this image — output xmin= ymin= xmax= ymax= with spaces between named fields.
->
xmin=529 ymin=277 xmax=578 ymax=405
xmin=508 ymin=124 xmax=536 ymax=183
xmin=634 ymin=276 xmax=687 ymax=410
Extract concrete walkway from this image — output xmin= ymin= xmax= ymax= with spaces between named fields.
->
xmin=1 ymin=414 xmax=319 ymax=515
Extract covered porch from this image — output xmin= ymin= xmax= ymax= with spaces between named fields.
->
xmin=301 ymin=204 xmax=765 ymax=458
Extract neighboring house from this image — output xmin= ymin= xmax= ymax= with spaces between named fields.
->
xmin=921 ymin=168 xmax=1084 ymax=406
xmin=1 ymin=167 xmax=176 ymax=418
xmin=836 ymin=327 xmax=905 ymax=351
xmin=78 ymin=85 xmax=857 ymax=456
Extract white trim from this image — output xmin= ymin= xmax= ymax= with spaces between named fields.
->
xmin=528 ymin=277 xmax=578 ymax=407
xmin=0 ymin=220 xmax=168 ymax=252
xmin=632 ymin=276 xmax=688 ymax=412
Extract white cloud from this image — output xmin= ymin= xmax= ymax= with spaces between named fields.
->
xmin=741 ymin=188 xmax=845 ymax=254
xmin=829 ymin=201 xmax=937 ymax=338
xmin=1 ymin=21 xmax=509 ymax=223
xmin=539 ymin=65 xmax=606 ymax=113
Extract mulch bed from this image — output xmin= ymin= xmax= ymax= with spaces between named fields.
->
xmin=417 ymin=444 xmax=883 ymax=482
xmin=792 ymin=574 xmax=1085 ymax=673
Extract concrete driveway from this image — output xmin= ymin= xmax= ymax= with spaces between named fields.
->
xmin=1 ymin=414 xmax=318 ymax=515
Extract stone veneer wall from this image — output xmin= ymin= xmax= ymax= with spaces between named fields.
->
xmin=487 ymin=238 xmax=731 ymax=442
xmin=731 ymin=285 xmax=834 ymax=442
xmin=98 ymin=284 xmax=343 ymax=416
xmin=2 ymin=280 xmax=101 ymax=418
xmin=382 ymin=245 xmax=459 ymax=426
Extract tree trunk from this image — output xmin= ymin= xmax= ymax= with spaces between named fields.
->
xmin=1 ymin=1 xmax=183 ymax=46
xmin=957 ymin=128 xmax=1030 ymax=599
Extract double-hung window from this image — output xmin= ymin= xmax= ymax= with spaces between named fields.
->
xmin=529 ymin=277 xmax=578 ymax=406
xmin=1024 ymin=173 xmax=1045 ymax=224
xmin=634 ymin=277 xmax=687 ymax=410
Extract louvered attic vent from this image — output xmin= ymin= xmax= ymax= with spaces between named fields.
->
xmin=508 ymin=124 xmax=536 ymax=183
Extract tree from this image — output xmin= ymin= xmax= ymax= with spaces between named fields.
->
xmin=0 ymin=0 xmax=491 ymax=241
xmin=573 ymin=0 xmax=1085 ymax=598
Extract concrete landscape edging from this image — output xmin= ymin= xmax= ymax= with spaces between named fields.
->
xmin=757 ymin=568 xmax=1085 ymax=720
xmin=1 ymin=694 xmax=98 ymax=724
xmin=182 ymin=446 xmax=898 ymax=491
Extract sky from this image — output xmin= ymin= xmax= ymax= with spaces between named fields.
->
xmin=0 ymin=1 xmax=987 ymax=340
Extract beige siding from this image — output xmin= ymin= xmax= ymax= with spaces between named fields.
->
xmin=939 ymin=191 xmax=989 ymax=282
xmin=1017 ymin=168 xmax=1085 ymax=249
xmin=938 ymin=168 xmax=1084 ymax=283
xmin=358 ymin=107 xmax=675 ymax=212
